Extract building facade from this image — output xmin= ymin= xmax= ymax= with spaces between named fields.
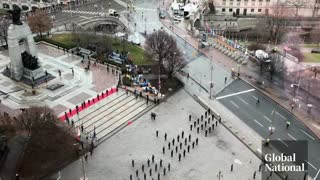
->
xmin=212 ymin=0 xmax=320 ymax=17
xmin=0 ymin=0 xmax=69 ymax=12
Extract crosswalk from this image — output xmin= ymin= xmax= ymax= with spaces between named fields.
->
xmin=135 ymin=7 xmax=157 ymax=12
xmin=62 ymin=10 xmax=107 ymax=16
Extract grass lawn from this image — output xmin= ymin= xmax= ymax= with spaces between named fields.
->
xmin=49 ymin=33 xmax=154 ymax=65
xmin=303 ymin=52 xmax=320 ymax=63
xmin=112 ymin=43 xmax=154 ymax=65
xmin=0 ymin=9 xmax=8 ymax=15
xmin=50 ymin=34 xmax=77 ymax=48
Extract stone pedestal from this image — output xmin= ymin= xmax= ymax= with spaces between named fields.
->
xmin=7 ymin=22 xmax=38 ymax=80
xmin=23 ymin=67 xmax=45 ymax=80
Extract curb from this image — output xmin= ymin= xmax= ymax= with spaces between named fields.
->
xmin=183 ymin=88 xmax=286 ymax=180
xmin=41 ymin=81 xmax=184 ymax=179
xmin=240 ymin=77 xmax=320 ymax=141
xmin=160 ymin=18 xmax=320 ymax=141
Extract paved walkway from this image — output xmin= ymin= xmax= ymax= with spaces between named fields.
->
xmin=51 ymin=90 xmax=272 ymax=180
xmin=160 ymin=5 xmax=320 ymax=139
xmin=0 ymin=42 xmax=117 ymax=117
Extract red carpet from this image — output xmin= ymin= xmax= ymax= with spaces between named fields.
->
xmin=59 ymin=87 xmax=118 ymax=121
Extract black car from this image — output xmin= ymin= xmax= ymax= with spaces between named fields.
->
xmin=311 ymin=48 xmax=320 ymax=53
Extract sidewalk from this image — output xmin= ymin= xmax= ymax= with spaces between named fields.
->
xmin=159 ymin=6 xmax=320 ymax=139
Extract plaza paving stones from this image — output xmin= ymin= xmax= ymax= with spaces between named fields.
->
xmin=0 ymin=43 xmax=118 ymax=116
xmin=56 ymin=90 xmax=272 ymax=180
xmin=51 ymin=104 xmax=69 ymax=115
xmin=61 ymin=55 xmax=81 ymax=63
xmin=0 ymin=81 xmax=11 ymax=87
xmin=37 ymin=43 xmax=65 ymax=57
xmin=67 ymin=92 xmax=92 ymax=105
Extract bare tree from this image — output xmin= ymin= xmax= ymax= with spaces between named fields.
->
xmin=0 ymin=16 xmax=10 ymax=46
xmin=145 ymin=30 xmax=185 ymax=77
xmin=269 ymin=52 xmax=286 ymax=81
xmin=256 ymin=3 xmax=289 ymax=44
xmin=27 ymin=10 xmax=53 ymax=36
xmin=145 ymin=30 xmax=176 ymax=66
xmin=312 ymin=0 xmax=320 ymax=17
xmin=286 ymin=0 xmax=309 ymax=17
xmin=310 ymin=28 xmax=320 ymax=47
xmin=164 ymin=48 xmax=186 ymax=78
xmin=14 ymin=106 xmax=78 ymax=178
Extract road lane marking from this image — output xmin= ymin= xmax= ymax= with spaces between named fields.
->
xmin=263 ymin=116 xmax=272 ymax=123
xmin=300 ymin=130 xmax=315 ymax=140
xmin=277 ymin=138 xmax=288 ymax=147
xmin=254 ymin=119 xmax=264 ymax=127
xmin=315 ymin=168 xmax=320 ymax=179
xmin=216 ymin=89 xmax=255 ymax=100
xmin=305 ymin=160 xmax=317 ymax=170
xmin=238 ymin=97 xmax=248 ymax=105
xmin=288 ymin=133 xmax=297 ymax=141
xmin=230 ymin=101 xmax=239 ymax=108
xmin=276 ymin=111 xmax=287 ymax=120
xmin=251 ymin=95 xmax=258 ymax=100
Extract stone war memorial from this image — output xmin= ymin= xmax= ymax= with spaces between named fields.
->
xmin=5 ymin=5 xmax=45 ymax=83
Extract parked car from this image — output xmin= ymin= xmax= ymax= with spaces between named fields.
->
xmin=159 ymin=11 xmax=166 ymax=19
xmin=311 ymin=48 xmax=320 ymax=53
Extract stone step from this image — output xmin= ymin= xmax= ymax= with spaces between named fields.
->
xmin=96 ymin=102 xmax=148 ymax=139
xmin=84 ymin=97 xmax=144 ymax=133
xmin=76 ymin=95 xmax=136 ymax=127
xmin=78 ymin=90 xmax=126 ymax=119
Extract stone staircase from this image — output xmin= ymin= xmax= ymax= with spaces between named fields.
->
xmin=74 ymin=89 xmax=153 ymax=140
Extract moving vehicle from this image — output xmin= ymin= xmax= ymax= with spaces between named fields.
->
xmin=109 ymin=9 xmax=120 ymax=18
xmin=159 ymin=10 xmax=166 ymax=19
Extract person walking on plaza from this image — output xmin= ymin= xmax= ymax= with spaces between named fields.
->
xmin=81 ymin=124 xmax=84 ymax=133
xmin=256 ymin=98 xmax=260 ymax=105
xmin=286 ymin=121 xmax=290 ymax=129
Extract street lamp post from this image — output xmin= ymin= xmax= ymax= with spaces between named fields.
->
xmin=145 ymin=17 xmax=147 ymax=34
xmin=270 ymin=109 xmax=275 ymax=135
xmin=80 ymin=156 xmax=88 ymax=180
xmin=209 ymin=56 xmax=214 ymax=99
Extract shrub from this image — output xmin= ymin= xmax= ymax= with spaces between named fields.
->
xmin=121 ymin=66 xmax=128 ymax=74
xmin=122 ymin=76 xmax=131 ymax=86
xmin=33 ymin=36 xmax=77 ymax=50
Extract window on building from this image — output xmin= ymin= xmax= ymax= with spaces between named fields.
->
xmin=258 ymin=9 xmax=262 ymax=12
xmin=229 ymin=8 xmax=233 ymax=12
xmin=222 ymin=8 xmax=225 ymax=12
xmin=251 ymin=9 xmax=254 ymax=12
xmin=259 ymin=0 xmax=263 ymax=1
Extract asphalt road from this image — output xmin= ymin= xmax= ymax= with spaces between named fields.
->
xmin=216 ymin=79 xmax=320 ymax=178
